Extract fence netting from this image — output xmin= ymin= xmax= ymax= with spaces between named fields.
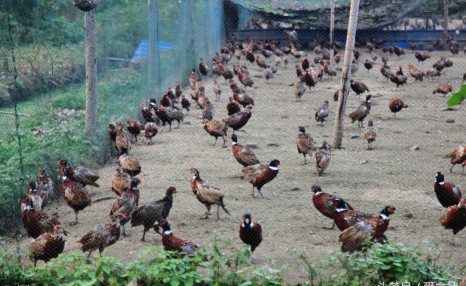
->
xmin=0 ymin=0 xmax=465 ymax=284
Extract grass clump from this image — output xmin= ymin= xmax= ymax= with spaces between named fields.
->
xmin=51 ymin=92 xmax=86 ymax=110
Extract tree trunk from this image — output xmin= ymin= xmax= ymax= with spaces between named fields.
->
xmin=331 ymin=0 xmax=360 ymax=149
xmin=148 ymin=0 xmax=160 ymax=91
xmin=84 ymin=10 xmax=97 ymax=137
xmin=329 ymin=0 xmax=335 ymax=67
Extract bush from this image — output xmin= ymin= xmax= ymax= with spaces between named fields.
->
xmin=0 ymin=240 xmax=27 ymax=286
xmin=124 ymin=247 xmax=208 ymax=286
xmin=1 ymin=244 xmax=283 ymax=286
xmin=208 ymin=245 xmax=284 ymax=285
xmin=29 ymin=252 xmax=126 ymax=286
xmin=0 ymin=239 xmax=462 ymax=286
xmin=300 ymin=241 xmax=462 ymax=286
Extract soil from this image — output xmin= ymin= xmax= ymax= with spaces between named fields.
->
xmin=17 ymin=48 xmax=466 ymax=284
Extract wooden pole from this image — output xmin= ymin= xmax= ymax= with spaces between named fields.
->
xmin=329 ymin=0 xmax=335 ymax=67
xmin=443 ymin=0 xmax=449 ymax=43
xmin=84 ymin=10 xmax=97 ymax=137
xmin=331 ymin=0 xmax=360 ymax=149
xmin=148 ymin=0 xmax=160 ymax=91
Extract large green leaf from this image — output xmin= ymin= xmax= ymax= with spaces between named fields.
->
xmin=447 ymin=84 xmax=466 ymax=107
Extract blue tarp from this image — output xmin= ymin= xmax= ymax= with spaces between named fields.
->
xmin=133 ymin=40 xmax=175 ymax=60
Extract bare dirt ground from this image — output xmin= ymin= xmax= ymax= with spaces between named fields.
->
xmin=17 ymin=48 xmax=466 ymax=284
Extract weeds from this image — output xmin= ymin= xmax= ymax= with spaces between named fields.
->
xmin=299 ymin=240 xmax=462 ymax=286
xmin=0 ymin=237 xmax=462 ymax=286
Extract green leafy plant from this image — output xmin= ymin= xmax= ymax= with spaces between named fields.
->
xmin=300 ymin=241 xmax=462 ymax=286
xmin=123 ymin=246 xmax=208 ymax=286
xmin=1 ymin=239 xmax=463 ymax=286
xmin=208 ymin=245 xmax=284 ymax=285
xmin=29 ymin=252 xmax=126 ymax=286
xmin=0 ymin=239 xmax=27 ymax=286
xmin=447 ymin=84 xmax=466 ymax=107
xmin=0 ymin=241 xmax=286 ymax=286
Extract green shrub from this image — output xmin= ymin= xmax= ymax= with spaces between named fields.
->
xmin=300 ymin=241 xmax=462 ymax=286
xmin=124 ymin=247 xmax=208 ymax=286
xmin=15 ymin=245 xmax=283 ymax=286
xmin=0 ymin=240 xmax=27 ymax=286
xmin=0 ymin=173 xmax=22 ymax=231
xmin=208 ymin=245 xmax=284 ymax=285
xmin=29 ymin=252 xmax=126 ymax=286
xmin=0 ymin=239 xmax=463 ymax=286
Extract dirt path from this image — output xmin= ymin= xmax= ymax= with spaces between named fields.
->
xmin=21 ymin=48 xmax=466 ymax=284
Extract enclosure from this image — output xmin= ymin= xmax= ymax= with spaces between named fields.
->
xmin=1 ymin=0 xmax=466 ymax=285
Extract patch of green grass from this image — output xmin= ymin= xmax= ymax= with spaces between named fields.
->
xmin=51 ymin=92 xmax=86 ymax=110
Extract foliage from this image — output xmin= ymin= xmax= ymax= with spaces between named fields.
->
xmin=0 ymin=114 xmax=100 ymax=231
xmin=0 ymin=166 xmax=24 ymax=231
xmin=0 ymin=239 xmax=27 ymax=286
xmin=29 ymin=252 xmax=126 ymax=286
xmin=0 ymin=71 xmax=147 ymax=232
xmin=1 ymin=239 xmax=462 ymax=286
xmin=208 ymin=245 xmax=284 ymax=285
xmin=447 ymin=84 xmax=466 ymax=107
xmin=123 ymin=247 xmax=208 ymax=286
xmin=0 ymin=44 xmax=85 ymax=106
xmin=157 ymin=0 xmax=186 ymax=44
xmin=0 ymin=44 xmax=84 ymax=68
xmin=418 ymin=0 xmax=466 ymax=17
xmin=0 ymin=0 xmax=221 ymax=107
xmin=300 ymin=241 xmax=462 ymax=286
xmin=0 ymin=1 xmax=83 ymax=46
xmin=0 ymin=243 xmax=284 ymax=286
xmin=1 ymin=0 xmax=147 ymax=50
xmin=96 ymin=0 xmax=147 ymax=60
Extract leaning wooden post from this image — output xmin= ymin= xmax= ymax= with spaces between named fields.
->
xmin=331 ymin=0 xmax=360 ymax=149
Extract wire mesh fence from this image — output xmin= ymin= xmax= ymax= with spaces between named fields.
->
xmin=1 ymin=0 xmax=466 ymax=284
